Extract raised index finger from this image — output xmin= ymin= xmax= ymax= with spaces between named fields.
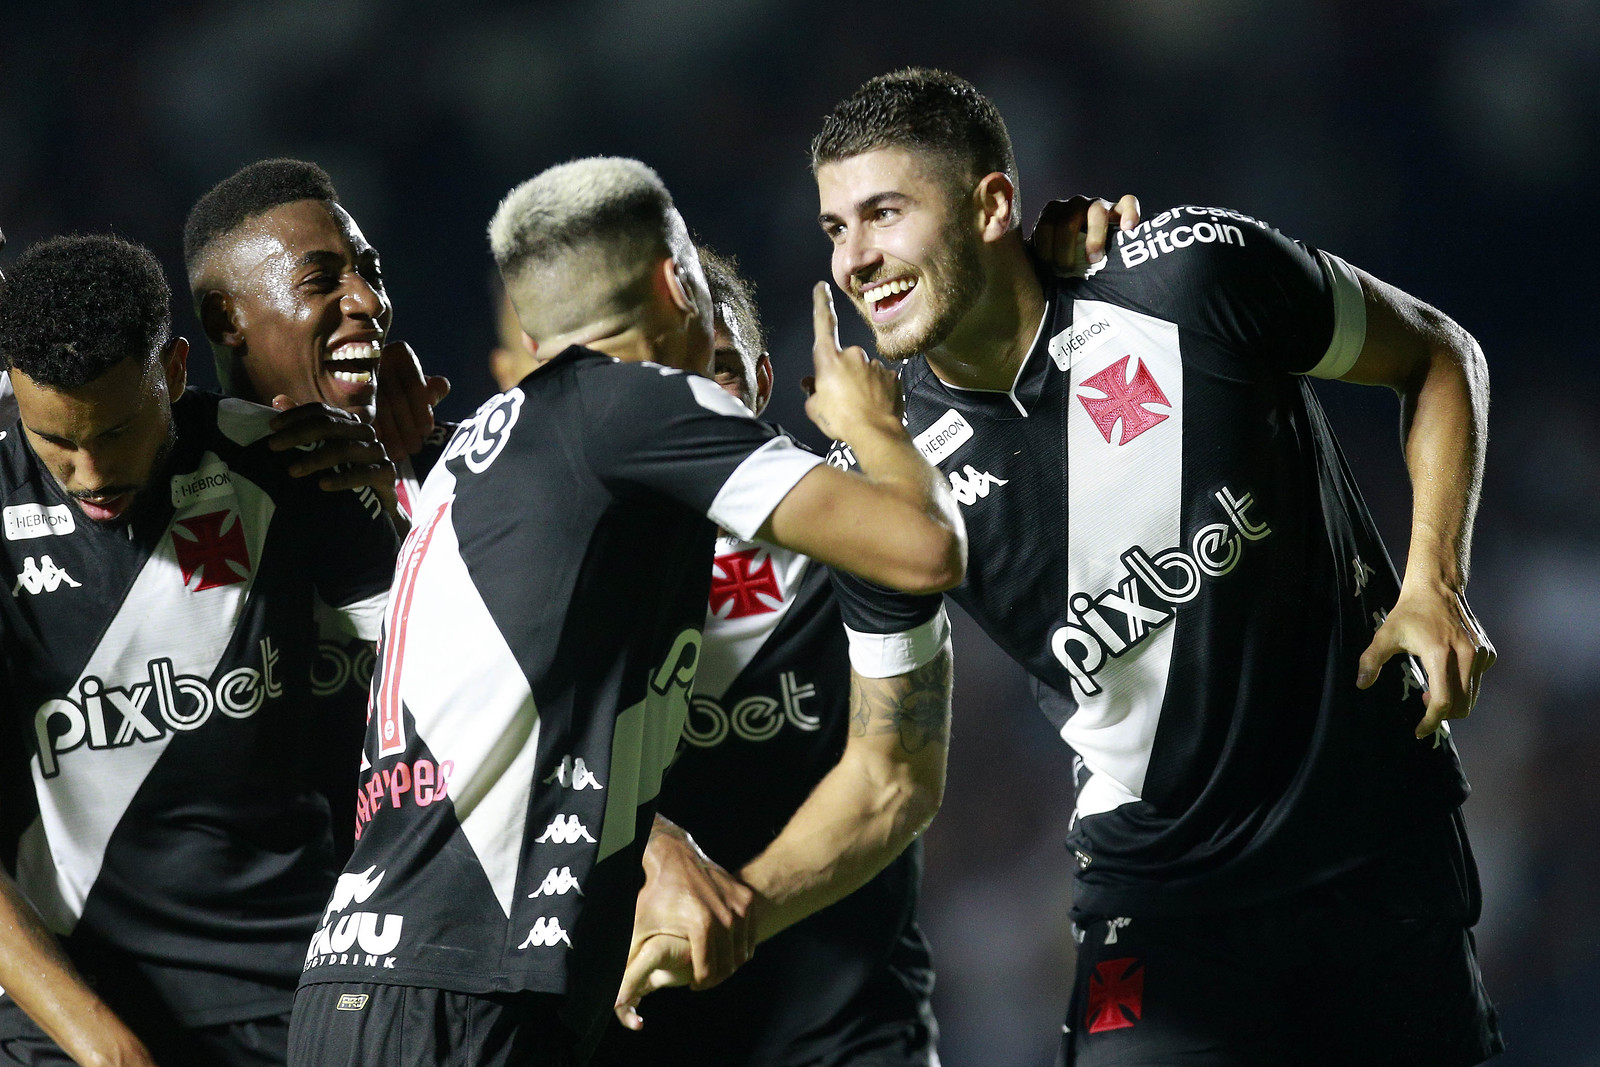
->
xmin=812 ymin=282 xmax=842 ymax=361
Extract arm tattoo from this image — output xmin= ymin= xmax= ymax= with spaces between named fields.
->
xmin=850 ymin=651 xmax=952 ymax=753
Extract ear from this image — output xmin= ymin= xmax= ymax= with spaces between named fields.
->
xmin=161 ymin=337 xmax=190 ymax=397
xmin=753 ymin=352 xmax=775 ymax=416
xmin=198 ymin=290 xmax=244 ymax=349
xmin=974 ymin=172 xmax=1018 ymax=243
xmin=661 ymin=256 xmax=695 ymax=317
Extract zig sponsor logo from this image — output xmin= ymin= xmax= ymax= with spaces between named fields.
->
xmin=12 ymin=555 xmax=81 ymax=596
xmin=684 ymin=671 xmax=820 ymax=748
xmin=1115 ymin=206 xmax=1256 ymax=270
xmin=170 ymin=461 xmax=233 ymax=509
xmin=528 ymin=866 xmax=583 ymax=898
xmin=304 ymin=864 xmax=404 ymax=971
xmin=518 ymin=916 xmax=573 ymax=950
xmin=442 ymin=389 xmax=523 ymax=474
xmin=1049 ymin=315 xmax=1120 ymax=371
xmin=4 ymin=503 xmax=74 ymax=541
xmin=535 ymin=814 xmax=596 ymax=845
xmin=1049 ymin=486 xmax=1270 ymax=697
xmin=948 ymin=465 xmax=1008 ymax=506
xmin=913 ymin=409 xmax=974 ymax=464
xmin=543 ymin=756 xmax=602 ymax=790
xmin=33 ymin=638 xmax=283 ymax=778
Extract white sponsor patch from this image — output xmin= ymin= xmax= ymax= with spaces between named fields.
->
xmin=1048 ymin=314 xmax=1120 ymax=371
xmin=913 ymin=409 xmax=973 ymax=464
xmin=4 ymin=503 xmax=75 ymax=541
xmin=170 ymin=460 xmax=234 ymax=509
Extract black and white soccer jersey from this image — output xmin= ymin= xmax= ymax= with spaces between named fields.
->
xmin=298 ymin=347 xmax=823 ymax=1042
xmin=0 ymin=390 xmax=398 ymax=1026
xmin=832 ymin=207 xmax=1470 ymax=918
xmin=591 ymin=531 xmax=935 ymax=1066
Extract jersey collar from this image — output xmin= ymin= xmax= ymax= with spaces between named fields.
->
xmin=918 ymin=285 xmax=1057 ymax=420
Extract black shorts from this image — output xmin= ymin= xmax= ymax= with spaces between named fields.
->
xmin=1061 ymin=810 xmax=1504 ymax=1067
xmin=0 ymin=995 xmax=287 ymax=1067
xmin=288 ymin=983 xmax=580 ymax=1067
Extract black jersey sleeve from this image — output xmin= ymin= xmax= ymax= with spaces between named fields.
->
xmin=581 ymin=362 xmax=823 ymax=540
xmin=1117 ymin=207 xmax=1367 ymax=379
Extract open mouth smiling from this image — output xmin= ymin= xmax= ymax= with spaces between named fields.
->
xmin=325 ymin=339 xmax=382 ymax=385
xmin=862 ymin=277 xmax=917 ymax=320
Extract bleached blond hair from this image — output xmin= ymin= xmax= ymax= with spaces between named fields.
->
xmin=488 ymin=157 xmax=691 ymax=341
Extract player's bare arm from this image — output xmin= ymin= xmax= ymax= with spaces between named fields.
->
xmin=0 ymin=872 xmax=157 ymax=1067
xmin=1342 ymin=270 xmax=1495 ymax=737
xmin=756 ymin=284 xmax=965 ymax=595
xmin=613 ymin=649 xmax=951 ymax=1028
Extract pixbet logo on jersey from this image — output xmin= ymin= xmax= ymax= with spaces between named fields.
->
xmin=304 ymin=865 xmax=405 ymax=971
xmin=683 ymin=671 xmax=820 ymax=748
xmin=32 ymin=638 xmax=284 ymax=778
xmin=1049 ymin=486 xmax=1271 ymax=697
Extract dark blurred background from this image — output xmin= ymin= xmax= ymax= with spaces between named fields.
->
xmin=3 ymin=1 xmax=1596 ymax=1061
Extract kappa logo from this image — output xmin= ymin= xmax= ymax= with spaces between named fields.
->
xmin=1086 ymin=958 xmax=1144 ymax=1033
xmin=528 ymin=866 xmax=584 ymax=898
xmin=443 ymin=389 xmax=523 ymax=474
xmin=543 ymin=756 xmax=602 ymax=790
xmin=172 ymin=510 xmax=251 ymax=591
xmin=1078 ymin=356 xmax=1171 ymax=446
xmin=1104 ymin=917 xmax=1132 ymax=945
xmin=518 ymin=916 xmax=573 ymax=950
xmin=3 ymin=502 xmax=75 ymax=541
xmin=709 ymin=548 xmax=783 ymax=619
xmin=947 ymin=465 xmax=1008 ymax=506
xmin=684 ymin=671 xmax=820 ymax=748
xmin=535 ymin=814 xmax=596 ymax=845
xmin=12 ymin=555 xmax=81 ymax=596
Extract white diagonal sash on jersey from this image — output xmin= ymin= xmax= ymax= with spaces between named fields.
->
xmin=1059 ymin=301 xmax=1183 ymax=819
xmin=694 ymin=538 xmax=808 ymax=701
xmin=393 ymin=508 xmax=540 ymax=918
xmin=16 ymin=467 xmax=274 ymax=933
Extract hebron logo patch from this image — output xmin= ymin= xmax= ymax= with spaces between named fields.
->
xmin=4 ymin=502 xmax=75 ymax=541
xmin=684 ymin=671 xmax=820 ymax=748
xmin=543 ymin=756 xmax=603 ymax=790
xmin=33 ymin=638 xmax=283 ymax=778
xmin=12 ymin=555 xmax=81 ymax=596
xmin=1086 ymin=958 xmax=1144 ymax=1033
xmin=913 ymin=409 xmax=974 ymax=464
xmin=1048 ymin=314 xmax=1121 ymax=371
xmin=305 ymin=865 xmax=404 ymax=970
xmin=947 ymin=465 xmax=1008 ymax=506
xmin=709 ymin=548 xmax=783 ymax=619
xmin=335 ymin=994 xmax=369 ymax=1011
xmin=528 ymin=866 xmax=583 ymax=898
xmin=1077 ymin=356 xmax=1171 ymax=446
xmin=518 ymin=916 xmax=573 ymax=950
xmin=535 ymin=814 xmax=596 ymax=845
xmin=443 ymin=389 xmax=523 ymax=474
xmin=172 ymin=510 xmax=251 ymax=591
xmin=170 ymin=460 xmax=234 ymax=509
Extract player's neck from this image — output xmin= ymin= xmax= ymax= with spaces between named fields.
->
xmin=924 ymin=243 xmax=1046 ymax=394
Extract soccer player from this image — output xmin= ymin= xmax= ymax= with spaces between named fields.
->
xmin=0 ymin=234 xmax=401 ymax=1066
xmin=812 ymin=70 xmax=1501 ymax=1065
xmin=288 ymin=157 xmax=966 ymax=1066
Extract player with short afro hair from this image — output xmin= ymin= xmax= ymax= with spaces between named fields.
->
xmin=182 ymin=157 xmax=340 ymax=282
xmin=0 ymin=234 xmax=173 ymax=389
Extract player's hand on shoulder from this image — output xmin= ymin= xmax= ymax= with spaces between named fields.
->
xmin=1028 ymin=193 xmax=1142 ymax=273
xmin=267 ymin=396 xmax=399 ymax=505
xmin=803 ymin=282 xmax=903 ymax=444
xmin=1357 ymin=584 xmax=1496 ymax=739
xmin=374 ymin=340 xmax=450 ymax=462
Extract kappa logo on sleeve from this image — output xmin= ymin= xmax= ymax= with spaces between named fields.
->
xmin=11 ymin=555 xmax=81 ymax=596
xmin=518 ymin=916 xmax=573 ymax=950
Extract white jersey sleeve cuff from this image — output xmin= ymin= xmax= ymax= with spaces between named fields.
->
xmin=845 ymin=605 xmax=951 ymax=679
xmin=708 ymin=436 xmax=825 ymax=541
xmin=1306 ymin=250 xmax=1367 ymax=380
xmin=332 ymin=588 xmax=389 ymax=643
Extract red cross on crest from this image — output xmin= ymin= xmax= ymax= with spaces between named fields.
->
xmin=171 ymin=510 xmax=251 ymax=591
xmin=1086 ymin=957 xmax=1144 ymax=1033
xmin=1078 ymin=356 xmax=1171 ymax=445
xmin=709 ymin=548 xmax=783 ymax=619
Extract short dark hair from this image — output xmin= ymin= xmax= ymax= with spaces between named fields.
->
xmin=183 ymin=158 xmax=339 ymax=272
xmin=699 ymin=245 xmax=765 ymax=359
xmin=811 ymin=68 xmax=1018 ymax=220
xmin=0 ymin=234 xmax=172 ymax=388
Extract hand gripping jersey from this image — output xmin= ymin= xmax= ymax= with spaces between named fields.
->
xmin=591 ymin=528 xmax=935 ymax=1067
xmin=832 ymin=207 xmax=1471 ymax=918
xmin=0 ymin=391 xmax=398 ymax=1026
xmin=299 ymin=348 xmax=823 ymax=1042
